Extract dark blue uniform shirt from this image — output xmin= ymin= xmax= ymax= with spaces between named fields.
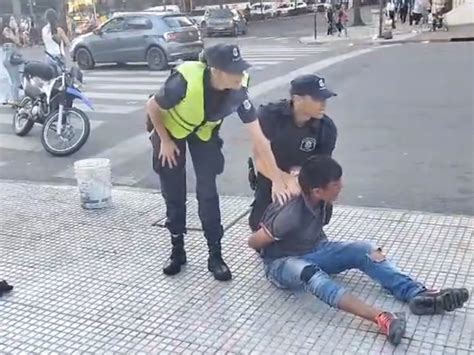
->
xmin=154 ymin=68 xmax=257 ymax=124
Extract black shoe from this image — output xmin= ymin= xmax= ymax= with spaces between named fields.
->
xmin=409 ymin=288 xmax=469 ymax=315
xmin=376 ymin=312 xmax=406 ymax=346
xmin=163 ymin=234 xmax=187 ymax=276
xmin=0 ymin=280 xmax=14 ymax=297
xmin=207 ymin=241 xmax=232 ymax=281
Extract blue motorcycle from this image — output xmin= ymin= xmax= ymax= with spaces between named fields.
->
xmin=13 ymin=51 xmax=93 ymax=156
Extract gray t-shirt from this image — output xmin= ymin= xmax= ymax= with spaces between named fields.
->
xmin=260 ymin=196 xmax=328 ymax=260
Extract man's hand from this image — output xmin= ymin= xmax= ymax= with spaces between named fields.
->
xmin=282 ymin=172 xmax=301 ymax=197
xmin=271 ymin=173 xmax=292 ymax=205
xmin=159 ymin=138 xmax=180 ymax=168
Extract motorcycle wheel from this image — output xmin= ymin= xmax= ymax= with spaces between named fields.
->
xmin=41 ymin=107 xmax=90 ymax=157
xmin=12 ymin=97 xmax=35 ymax=136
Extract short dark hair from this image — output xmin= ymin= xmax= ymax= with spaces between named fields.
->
xmin=298 ymin=156 xmax=342 ymax=194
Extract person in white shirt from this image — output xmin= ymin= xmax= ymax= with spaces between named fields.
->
xmin=41 ymin=9 xmax=70 ymax=69
xmin=386 ymin=1 xmax=396 ymax=29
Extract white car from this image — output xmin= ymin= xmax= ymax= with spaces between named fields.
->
xmin=250 ymin=3 xmax=275 ymax=18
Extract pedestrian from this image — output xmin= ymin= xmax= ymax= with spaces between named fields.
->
xmin=386 ymin=1 xmax=397 ymax=29
xmin=0 ymin=20 xmax=12 ymax=105
xmin=1 ymin=17 xmax=23 ymax=106
xmin=248 ymin=74 xmax=338 ymax=232
xmin=248 ymin=155 xmax=470 ymax=346
xmin=146 ymin=44 xmax=291 ymax=281
xmin=42 ymin=9 xmax=70 ymax=68
xmin=399 ymin=0 xmax=409 ymax=23
xmin=336 ymin=4 xmax=349 ymax=37
xmin=326 ymin=6 xmax=335 ymax=36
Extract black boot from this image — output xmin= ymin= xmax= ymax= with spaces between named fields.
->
xmin=207 ymin=241 xmax=232 ymax=281
xmin=163 ymin=234 xmax=187 ymax=276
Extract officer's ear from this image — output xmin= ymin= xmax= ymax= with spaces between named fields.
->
xmin=292 ymin=94 xmax=304 ymax=107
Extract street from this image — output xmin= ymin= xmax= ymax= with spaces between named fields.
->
xmin=0 ymin=15 xmax=473 ymax=216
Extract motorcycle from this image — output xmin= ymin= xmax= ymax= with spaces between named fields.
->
xmin=12 ymin=51 xmax=93 ymax=156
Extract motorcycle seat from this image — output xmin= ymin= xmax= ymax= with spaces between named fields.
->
xmin=23 ymin=61 xmax=57 ymax=81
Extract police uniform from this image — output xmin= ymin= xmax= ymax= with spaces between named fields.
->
xmin=150 ymin=44 xmax=256 ymax=281
xmin=248 ymin=75 xmax=338 ymax=231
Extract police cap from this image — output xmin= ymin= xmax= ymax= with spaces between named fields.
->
xmin=290 ymin=74 xmax=337 ymax=100
xmin=204 ymin=44 xmax=251 ymax=74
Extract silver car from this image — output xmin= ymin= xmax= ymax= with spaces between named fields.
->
xmin=70 ymin=12 xmax=203 ymax=71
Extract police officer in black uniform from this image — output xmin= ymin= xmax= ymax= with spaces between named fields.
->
xmin=146 ymin=44 xmax=290 ymax=282
xmin=249 ymin=74 xmax=338 ymax=231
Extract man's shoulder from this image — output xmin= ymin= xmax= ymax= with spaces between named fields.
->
xmin=258 ymin=99 xmax=292 ymax=120
xmin=263 ymin=196 xmax=304 ymax=225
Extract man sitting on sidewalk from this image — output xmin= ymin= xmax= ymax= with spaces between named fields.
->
xmin=248 ymin=156 xmax=469 ymax=346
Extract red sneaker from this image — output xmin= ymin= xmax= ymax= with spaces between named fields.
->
xmin=375 ymin=312 xmax=406 ymax=346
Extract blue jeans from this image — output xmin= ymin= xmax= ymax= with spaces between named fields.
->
xmin=264 ymin=241 xmax=426 ymax=308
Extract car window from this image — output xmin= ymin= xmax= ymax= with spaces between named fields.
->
xmin=101 ymin=17 xmax=125 ymax=33
xmin=190 ymin=10 xmax=205 ymax=16
xmin=208 ymin=9 xmax=233 ymax=18
xmin=125 ymin=16 xmax=153 ymax=30
xmin=163 ymin=15 xmax=194 ymax=28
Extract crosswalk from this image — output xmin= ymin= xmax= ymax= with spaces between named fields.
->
xmin=0 ymin=44 xmax=329 ymax=156
xmin=73 ymin=44 xmax=329 ymax=115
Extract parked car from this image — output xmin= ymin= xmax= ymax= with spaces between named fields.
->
xmin=276 ymin=3 xmax=293 ymax=16
xmin=204 ymin=8 xmax=247 ymax=37
xmin=250 ymin=3 xmax=276 ymax=19
xmin=188 ymin=9 xmax=206 ymax=27
xmin=70 ymin=12 xmax=203 ymax=71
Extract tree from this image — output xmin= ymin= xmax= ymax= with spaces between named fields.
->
xmin=352 ymin=0 xmax=365 ymax=26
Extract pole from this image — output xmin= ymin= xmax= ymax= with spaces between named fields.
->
xmin=378 ymin=0 xmax=385 ymax=38
xmin=313 ymin=11 xmax=317 ymax=40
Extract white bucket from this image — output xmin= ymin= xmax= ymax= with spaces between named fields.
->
xmin=74 ymin=158 xmax=112 ymax=209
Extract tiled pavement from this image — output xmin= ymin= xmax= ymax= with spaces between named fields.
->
xmin=0 ymin=181 xmax=473 ymax=354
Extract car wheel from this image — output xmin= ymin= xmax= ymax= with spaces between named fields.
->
xmin=146 ymin=46 xmax=167 ymax=71
xmin=76 ymin=47 xmax=95 ymax=70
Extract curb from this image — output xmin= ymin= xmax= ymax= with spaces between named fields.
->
xmin=299 ymin=35 xmax=474 ymax=46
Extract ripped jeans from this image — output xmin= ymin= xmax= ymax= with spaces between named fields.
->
xmin=264 ymin=241 xmax=426 ymax=308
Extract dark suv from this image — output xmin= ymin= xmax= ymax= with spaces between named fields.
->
xmin=70 ymin=12 xmax=203 ymax=70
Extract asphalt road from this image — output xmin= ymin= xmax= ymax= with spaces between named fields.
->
xmin=0 ymin=16 xmax=472 ymax=215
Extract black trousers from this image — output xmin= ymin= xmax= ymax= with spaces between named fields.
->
xmin=151 ymin=131 xmax=225 ymax=243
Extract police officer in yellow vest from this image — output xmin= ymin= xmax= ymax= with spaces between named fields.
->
xmin=146 ymin=44 xmax=291 ymax=281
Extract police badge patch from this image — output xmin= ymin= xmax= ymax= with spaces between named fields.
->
xmin=300 ymin=137 xmax=317 ymax=152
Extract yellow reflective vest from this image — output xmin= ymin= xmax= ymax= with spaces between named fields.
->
xmin=161 ymin=61 xmax=249 ymax=141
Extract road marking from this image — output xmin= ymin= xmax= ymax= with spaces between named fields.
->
xmin=84 ymin=77 xmax=166 ymax=83
xmin=84 ymin=92 xmax=149 ymax=101
xmin=83 ymin=71 xmax=170 ymax=76
xmin=89 ymin=84 xmax=160 ymax=91
xmin=76 ymin=103 xmax=143 ymax=114
xmin=55 ymin=47 xmax=380 ymax=183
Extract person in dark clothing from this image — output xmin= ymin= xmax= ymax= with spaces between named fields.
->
xmin=326 ymin=6 xmax=335 ymax=36
xmin=248 ymin=156 xmax=470 ymax=346
xmin=248 ymin=74 xmax=338 ymax=232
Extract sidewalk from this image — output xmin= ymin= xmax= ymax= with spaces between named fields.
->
xmin=300 ymin=23 xmax=474 ymax=46
xmin=1 ymin=181 xmax=473 ymax=354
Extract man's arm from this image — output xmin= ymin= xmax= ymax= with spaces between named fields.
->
xmin=248 ymin=225 xmax=277 ymax=250
xmin=237 ymin=97 xmax=290 ymax=204
xmin=146 ymin=71 xmax=186 ymax=141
